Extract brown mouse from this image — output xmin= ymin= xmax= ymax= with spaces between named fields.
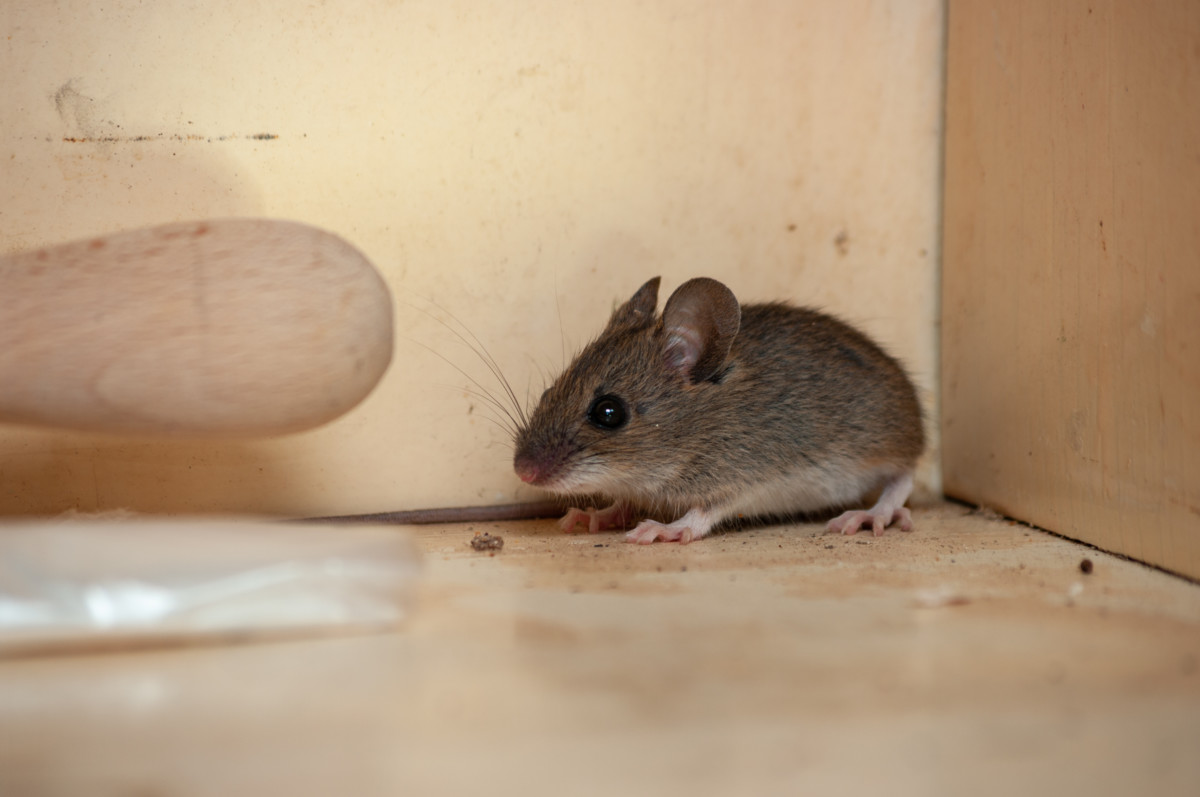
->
xmin=512 ymin=276 xmax=925 ymax=544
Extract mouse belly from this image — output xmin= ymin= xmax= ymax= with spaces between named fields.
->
xmin=554 ymin=461 xmax=916 ymax=545
xmin=717 ymin=461 xmax=903 ymax=522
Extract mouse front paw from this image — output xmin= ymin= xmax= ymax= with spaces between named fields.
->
xmin=558 ymin=502 xmax=632 ymax=534
xmin=826 ymin=506 xmax=914 ymax=537
xmin=624 ymin=519 xmax=693 ymax=545
xmin=624 ymin=508 xmax=717 ymax=545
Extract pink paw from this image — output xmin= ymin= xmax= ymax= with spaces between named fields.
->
xmin=826 ymin=506 xmax=914 ymax=536
xmin=625 ymin=520 xmax=691 ymax=545
xmin=624 ymin=509 xmax=714 ymax=545
xmin=558 ymin=503 xmax=632 ymax=534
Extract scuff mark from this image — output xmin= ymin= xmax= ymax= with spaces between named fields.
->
xmin=59 ymin=132 xmax=282 ymax=144
xmin=53 ymin=79 xmax=104 ymax=138
xmin=833 ymin=229 xmax=850 ymax=256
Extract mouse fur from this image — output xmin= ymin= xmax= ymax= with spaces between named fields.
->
xmin=512 ymin=276 xmax=924 ymax=543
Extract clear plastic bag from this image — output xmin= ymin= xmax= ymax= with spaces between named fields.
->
xmin=0 ymin=518 xmax=420 ymax=656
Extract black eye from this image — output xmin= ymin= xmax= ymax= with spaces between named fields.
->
xmin=587 ymin=395 xmax=628 ymax=430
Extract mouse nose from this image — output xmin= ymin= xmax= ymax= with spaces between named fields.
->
xmin=514 ymin=458 xmax=543 ymax=484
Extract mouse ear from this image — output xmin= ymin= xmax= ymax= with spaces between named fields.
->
xmin=608 ymin=276 xmax=661 ymax=331
xmin=662 ymin=278 xmax=741 ymax=383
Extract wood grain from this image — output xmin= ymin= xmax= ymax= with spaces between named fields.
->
xmin=0 ymin=219 xmax=393 ymax=437
xmin=942 ymin=0 xmax=1200 ymax=578
xmin=1 ymin=509 xmax=1198 ymax=795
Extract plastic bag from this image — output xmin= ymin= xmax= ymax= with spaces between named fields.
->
xmin=0 ymin=518 xmax=420 ymax=656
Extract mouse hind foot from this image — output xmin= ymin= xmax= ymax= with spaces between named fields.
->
xmin=826 ymin=472 xmax=915 ymax=536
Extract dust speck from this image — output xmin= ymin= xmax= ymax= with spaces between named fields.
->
xmin=833 ymin=230 xmax=850 ymax=256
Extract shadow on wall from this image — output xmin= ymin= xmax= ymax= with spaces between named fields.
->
xmin=0 ymin=433 xmax=304 ymax=516
xmin=3 ymin=77 xmax=268 ymax=251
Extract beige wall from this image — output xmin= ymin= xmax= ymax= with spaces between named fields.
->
xmin=0 ymin=1 xmax=944 ymax=516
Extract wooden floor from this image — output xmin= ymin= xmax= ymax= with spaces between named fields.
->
xmin=2 ymin=503 xmax=1198 ymax=796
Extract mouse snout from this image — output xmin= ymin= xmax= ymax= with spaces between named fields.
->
xmin=513 ymin=443 xmax=571 ymax=487
xmin=514 ymin=457 xmax=544 ymax=484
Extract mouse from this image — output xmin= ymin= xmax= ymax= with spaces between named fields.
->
xmin=511 ymin=276 xmax=925 ymax=544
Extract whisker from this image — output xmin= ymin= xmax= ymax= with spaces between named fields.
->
xmin=402 ymin=297 xmax=532 ymax=424
xmin=426 ymin=377 xmax=519 ymax=439
xmin=528 ymin=355 xmax=554 ymax=399
xmin=476 ymin=409 xmax=517 ymax=439
xmin=525 ymin=370 xmax=538 ymax=424
xmin=427 ymin=375 xmax=501 ymax=407
xmin=406 ymin=336 xmax=522 ymax=433
xmin=554 ymin=273 xmax=566 ymax=370
xmin=420 ymin=374 xmax=520 ymax=444
xmin=459 ymin=388 xmax=519 ymax=437
xmin=418 ymin=298 xmax=529 ymax=429
xmin=436 ymin=383 xmax=518 ymax=440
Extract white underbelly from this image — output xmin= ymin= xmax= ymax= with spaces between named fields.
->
xmin=719 ymin=462 xmax=900 ymax=521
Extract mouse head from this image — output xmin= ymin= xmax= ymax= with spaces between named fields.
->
xmin=513 ymin=276 xmax=740 ymax=498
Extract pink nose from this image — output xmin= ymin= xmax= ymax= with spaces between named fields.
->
xmin=514 ymin=459 xmax=542 ymax=484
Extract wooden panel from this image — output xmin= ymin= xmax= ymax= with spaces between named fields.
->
xmin=942 ymin=0 xmax=1200 ymax=579
xmin=2 ymin=509 xmax=1199 ymax=794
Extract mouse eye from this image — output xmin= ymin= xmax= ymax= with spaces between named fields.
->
xmin=586 ymin=395 xmax=628 ymax=430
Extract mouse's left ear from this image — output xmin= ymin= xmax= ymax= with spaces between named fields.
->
xmin=608 ymin=276 xmax=661 ymax=331
xmin=662 ymin=278 xmax=741 ymax=383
